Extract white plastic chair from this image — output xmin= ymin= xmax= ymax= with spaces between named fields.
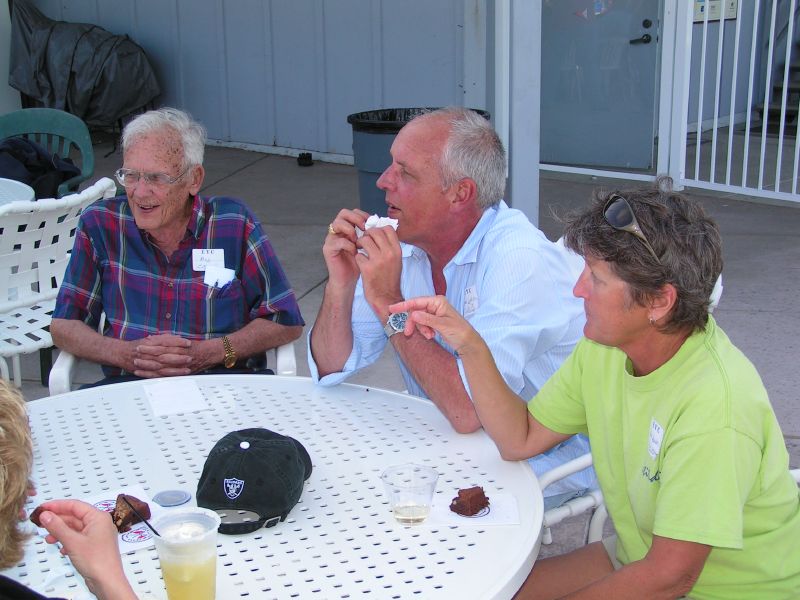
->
xmin=540 ymin=453 xmax=606 ymax=545
xmin=541 ymin=454 xmax=800 ymax=548
xmin=0 ymin=177 xmax=116 ymax=387
xmin=48 ymin=327 xmax=297 ymax=395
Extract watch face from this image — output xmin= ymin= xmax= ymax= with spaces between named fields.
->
xmin=224 ymin=353 xmax=237 ymax=368
xmin=389 ymin=311 xmax=408 ymax=332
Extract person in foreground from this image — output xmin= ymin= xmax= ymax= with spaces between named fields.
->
xmin=50 ymin=107 xmax=303 ymax=385
xmin=391 ymin=181 xmax=800 ymax=599
xmin=309 ymin=106 xmax=595 ymax=506
xmin=0 ymin=381 xmax=137 ymax=600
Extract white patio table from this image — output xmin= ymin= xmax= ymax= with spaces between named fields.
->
xmin=7 ymin=375 xmax=543 ymax=599
xmin=0 ymin=177 xmax=35 ymax=205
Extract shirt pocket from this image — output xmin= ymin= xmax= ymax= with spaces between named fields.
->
xmin=194 ymin=279 xmax=247 ymax=334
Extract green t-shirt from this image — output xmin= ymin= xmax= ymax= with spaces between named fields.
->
xmin=529 ymin=317 xmax=800 ymax=599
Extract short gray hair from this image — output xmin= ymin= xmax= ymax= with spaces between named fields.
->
xmin=563 ymin=177 xmax=723 ymax=334
xmin=414 ymin=107 xmax=506 ymax=209
xmin=122 ymin=107 xmax=207 ymax=168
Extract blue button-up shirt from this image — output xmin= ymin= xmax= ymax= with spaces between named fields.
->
xmin=308 ymin=201 xmax=596 ymax=496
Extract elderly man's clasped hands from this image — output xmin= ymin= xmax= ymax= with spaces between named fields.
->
xmin=127 ymin=334 xmax=202 ymax=378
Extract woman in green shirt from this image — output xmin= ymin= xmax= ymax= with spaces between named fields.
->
xmin=390 ymin=180 xmax=800 ymax=599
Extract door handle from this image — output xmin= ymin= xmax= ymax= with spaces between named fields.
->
xmin=629 ymin=33 xmax=652 ymax=45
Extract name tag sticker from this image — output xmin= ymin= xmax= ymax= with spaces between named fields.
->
xmin=463 ymin=286 xmax=479 ymax=318
xmin=648 ymin=418 xmax=664 ymax=459
xmin=192 ymin=249 xmax=225 ymax=272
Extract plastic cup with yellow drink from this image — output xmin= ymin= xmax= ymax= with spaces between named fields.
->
xmin=153 ymin=507 xmax=221 ymax=600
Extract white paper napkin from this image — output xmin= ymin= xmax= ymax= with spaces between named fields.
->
xmin=388 ymin=492 xmax=520 ymax=527
xmin=204 ymin=265 xmax=236 ymax=287
xmin=87 ymin=485 xmax=166 ymax=552
xmin=145 ymin=379 xmax=210 ymax=416
xmin=32 ymin=485 xmax=165 ymax=554
xmin=356 ymin=214 xmax=399 ymax=238
xmin=430 ymin=492 xmax=519 ymax=526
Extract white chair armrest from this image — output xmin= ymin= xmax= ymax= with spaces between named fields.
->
xmin=273 ymin=341 xmax=296 ymax=376
xmin=540 ymin=454 xmax=797 ymax=548
xmin=540 ymin=452 xmax=607 ymax=546
xmin=538 ymin=452 xmax=595 ymax=490
xmin=587 ymin=501 xmax=609 ymax=544
xmin=49 ymin=349 xmax=78 ymax=395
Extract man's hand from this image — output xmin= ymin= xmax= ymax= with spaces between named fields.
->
xmin=324 ymin=209 xmax=370 ymax=292
xmin=130 ymin=334 xmax=192 ymax=377
xmin=36 ymin=499 xmax=138 ymax=600
xmin=390 ymin=296 xmax=483 ymax=356
xmin=356 ymin=225 xmax=404 ymax=318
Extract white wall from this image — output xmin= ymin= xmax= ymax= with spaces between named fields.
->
xmin=0 ymin=1 xmax=22 ymax=114
xmin=28 ymin=0 xmax=487 ymax=158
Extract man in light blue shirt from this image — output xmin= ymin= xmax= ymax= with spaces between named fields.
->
xmin=308 ymin=107 xmax=595 ymax=506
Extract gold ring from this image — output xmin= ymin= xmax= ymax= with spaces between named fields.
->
xmin=328 ymin=223 xmax=336 ymax=235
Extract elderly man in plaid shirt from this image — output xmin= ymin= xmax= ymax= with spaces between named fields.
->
xmin=51 ymin=108 xmax=303 ymax=385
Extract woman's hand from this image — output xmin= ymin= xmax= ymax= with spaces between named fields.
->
xmin=36 ymin=499 xmax=138 ymax=600
xmin=389 ymin=295 xmax=484 ymax=357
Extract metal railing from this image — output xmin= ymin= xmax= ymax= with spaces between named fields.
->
xmin=534 ymin=1 xmax=800 ymax=205
xmin=676 ymin=0 xmax=800 ymax=203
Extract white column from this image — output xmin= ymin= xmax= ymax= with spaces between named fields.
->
xmin=507 ymin=0 xmax=540 ymax=224
xmin=493 ymin=0 xmax=510 ymax=160
xmin=463 ymin=0 xmax=488 ymax=110
xmin=667 ymin=1 xmax=695 ymax=190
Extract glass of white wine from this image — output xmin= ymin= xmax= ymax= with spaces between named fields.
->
xmin=381 ymin=464 xmax=439 ymax=525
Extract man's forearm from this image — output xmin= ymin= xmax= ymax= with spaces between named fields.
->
xmin=310 ymin=282 xmax=356 ymax=377
xmin=225 ymin=318 xmax=302 ymax=360
xmin=391 ymin=331 xmax=481 ymax=433
xmin=50 ymin=318 xmax=133 ymax=371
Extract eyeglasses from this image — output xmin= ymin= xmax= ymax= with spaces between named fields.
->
xmin=603 ymin=194 xmax=662 ymax=265
xmin=114 ymin=167 xmax=190 ymax=188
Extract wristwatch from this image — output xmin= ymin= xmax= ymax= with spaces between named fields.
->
xmin=384 ymin=312 xmax=408 ymax=338
xmin=222 ymin=336 xmax=237 ymax=368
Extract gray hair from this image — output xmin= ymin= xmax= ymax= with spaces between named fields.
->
xmin=413 ymin=107 xmax=506 ymax=209
xmin=563 ymin=177 xmax=723 ymax=334
xmin=121 ymin=107 xmax=207 ymax=168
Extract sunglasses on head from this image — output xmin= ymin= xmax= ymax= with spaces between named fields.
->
xmin=603 ymin=194 xmax=662 ymax=265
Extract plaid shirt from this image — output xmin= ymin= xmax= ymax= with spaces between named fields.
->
xmin=54 ymin=194 xmax=304 ymax=376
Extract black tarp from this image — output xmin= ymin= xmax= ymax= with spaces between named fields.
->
xmin=8 ymin=0 xmax=161 ymax=127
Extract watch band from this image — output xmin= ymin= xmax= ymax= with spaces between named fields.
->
xmin=383 ymin=321 xmax=402 ymax=338
xmin=222 ymin=336 xmax=237 ymax=368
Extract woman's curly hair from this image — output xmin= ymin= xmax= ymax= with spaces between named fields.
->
xmin=0 ymin=381 xmax=33 ymax=569
xmin=563 ymin=177 xmax=723 ymax=334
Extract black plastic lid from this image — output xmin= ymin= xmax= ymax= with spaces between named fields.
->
xmin=346 ymin=107 xmax=490 ymax=133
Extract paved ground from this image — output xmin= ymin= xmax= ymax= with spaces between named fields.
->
xmin=13 ymin=136 xmax=800 ymax=557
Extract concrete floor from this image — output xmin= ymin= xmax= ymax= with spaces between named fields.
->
xmin=11 ymin=135 xmax=800 ymax=558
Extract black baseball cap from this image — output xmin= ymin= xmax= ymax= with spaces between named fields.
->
xmin=196 ymin=428 xmax=312 ymax=534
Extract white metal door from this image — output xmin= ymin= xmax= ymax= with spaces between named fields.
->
xmin=540 ymin=0 xmax=662 ymax=169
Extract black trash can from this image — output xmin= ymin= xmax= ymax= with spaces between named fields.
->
xmin=347 ymin=108 xmax=490 ymax=216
